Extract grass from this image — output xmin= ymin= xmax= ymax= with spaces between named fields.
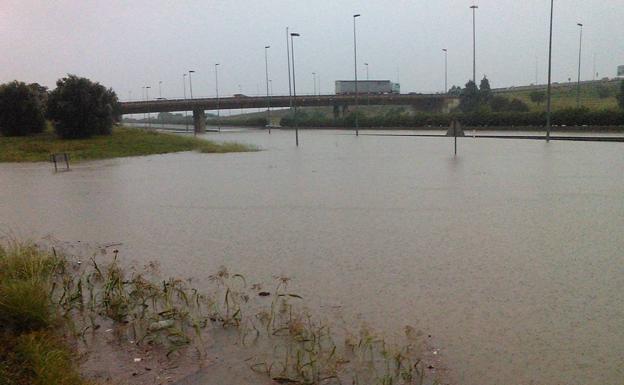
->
xmin=0 ymin=242 xmax=89 ymax=385
xmin=0 ymin=125 xmax=256 ymax=163
xmin=498 ymin=80 xmax=620 ymax=111
xmin=0 ymin=240 xmax=442 ymax=385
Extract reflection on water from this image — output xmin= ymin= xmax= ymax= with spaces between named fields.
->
xmin=1 ymin=128 xmax=623 ymax=385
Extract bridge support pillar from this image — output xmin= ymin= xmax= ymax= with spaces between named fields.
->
xmin=193 ymin=109 xmax=206 ymax=134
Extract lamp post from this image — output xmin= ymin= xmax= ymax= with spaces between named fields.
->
xmin=264 ymin=46 xmax=271 ymax=131
xmin=364 ymin=62 xmax=370 ymax=105
xmin=215 ymin=63 xmax=220 ymax=131
xmin=470 ymin=5 xmax=478 ymax=84
xmin=286 ymin=27 xmax=293 ymax=110
xmin=145 ymin=86 xmax=151 ymax=130
xmin=183 ymin=74 xmax=188 ymax=132
xmin=442 ymin=49 xmax=448 ymax=93
xmin=312 ymin=72 xmax=317 ymax=96
xmin=188 ymin=70 xmax=195 ymax=99
xmin=269 ymin=79 xmax=273 ymax=97
xmin=576 ymin=23 xmax=583 ymax=108
xmin=141 ymin=86 xmax=146 ymax=121
xmin=546 ymin=0 xmax=554 ymax=141
xmin=353 ymin=13 xmax=361 ymax=136
xmin=290 ymin=32 xmax=300 ymax=146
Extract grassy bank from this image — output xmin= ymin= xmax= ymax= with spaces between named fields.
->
xmin=496 ymin=80 xmax=620 ymax=111
xmin=0 ymin=243 xmax=88 ymax=385
xmin=0 ymin=126 xmax=256 ymax=162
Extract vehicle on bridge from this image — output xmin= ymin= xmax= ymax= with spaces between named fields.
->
xmin=335 ymin=80 xmax=400 ymax=95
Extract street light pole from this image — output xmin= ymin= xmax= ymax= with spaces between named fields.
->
xmin=183 ymin=74 xmax=189 ymax=132
xmin=215 ymin=63 xmax=220 ymax=132
xmin=188 ymin=70 xmax=195 ymax=99
xmin=290 ymin=32 xmax=300 ymax=146
xmin=145 ymin=86 xmax=151 ymax=130
xmin=364 ymin=62 xmax=370 ymax=105
xmin=576 ymin=23 xmax=583 ymax=108
xmin=546 ymin=0 xmax=555 ymax=142
xmin=546 ymin=0 xmax=555 ymax=141
xmin=158 ymin=81 xmax=163 ymax=129
xmin=470 ymin=5 xmax=478 ymax=84
xmin=353 ymin=13 xmax=361 ymax=136
xmin=188 ymin=70 xmax=196 ymax=136
xmin=264 ymin=46 xmax=271 ymax=132
xmin=312 ymin=72 xmax=316 ymax=96
xmin=286 ymin=27 xmax=293 ymax=110
xmin=442 ymin=49 xmax=448 ymax=93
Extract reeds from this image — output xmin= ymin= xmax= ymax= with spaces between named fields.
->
xmin=2 ymin=241 xmax=440 ymax=385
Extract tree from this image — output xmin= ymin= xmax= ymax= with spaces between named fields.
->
xmin=479 ymin=76 xmax=493 ymax=105
xmin=459 ymin=80 xmax=480 ymax=112
xmin=47 ymin=75 xmax=120 ymax=139
xmin=529 ymin=90 xmax=546 ymax=106
xmin=508 ymin=98 xmax=530 ymax=112
xmin=618 ymin=80 xmax=624 ymax=110
xmin=490 ymin=96 xmax=510 ymax=112
xmin=0 ymin=81 xmax=47 ymax=136
xmin=595 ymin=84 xmax=611 ymax=99
xmin=448 ymin=85 xmax=462 ymax=96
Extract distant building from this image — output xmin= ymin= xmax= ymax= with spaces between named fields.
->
xmin=617 ymin=65 xmax=624 ymax=78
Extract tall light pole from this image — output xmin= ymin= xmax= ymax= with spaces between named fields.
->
xmin=158 ymin=81 xmax=163 ymax=129
xmin=364 ymin=62 xmax=370 ymax=105
xmin=215 ymin=63 xmax=220 ymax=131
xmin=312 ymin=72 xmax=317 ymax=96
xmin=269 ymin=79 xmax=273 ymax=97
xmin=470 ymin=5 xmax=478 ymax=84
xmin=183 ymin=74 xmax=188 ymax=132
xmin=442 ymin=49 xmax=448 ymax=93
xmin=317 ymin=74 xmax=321 ymax=95
xmin=576 ymin=23 xmax=583 ymax=108
xmin=353 ymin=13 xmax=361 ymax=136
xmin=546 ymin=0 xmax=554 ymax=141
xmin=264 ymin=46 xmax=271 ymax=131
xmin=145 ymin=86 xmax=151 ymax=130
xmin=141 ymin=86 xmax=146 ymax=122
xmin=188 ymin=70 xmax=195 ymax=99
xmin=290 ymin=32 xmax=300 ymax=146
xmin=286 ymin=27 xmax=293 ymax=110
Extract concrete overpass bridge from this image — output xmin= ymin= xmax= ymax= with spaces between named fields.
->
xmin=120 ymin=93 xmax=459 ymax=133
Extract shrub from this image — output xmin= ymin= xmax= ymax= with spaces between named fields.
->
xmin=618 ymin=80 xmax=624 ymax=110
xmin=0 ymin=81 xmax=47 ymax=136
xmin=596 ymin=84 xmax=612 ymax=99
xmin=508 ymin=98 xmax=530 ymax=112
xmin=490 ymin=96 xmax=510 ymax=112
xmin=529 ymin=90 xmax=546 ymax=105
xmin=47 ymin=75 xmax=120 ymax=139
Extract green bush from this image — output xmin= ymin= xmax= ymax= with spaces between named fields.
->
xmin=0 ymin=81 xmax=47 ymax=136
xmin=47 ymin=75 xmax=120 ymax=139
xmin=618 ymin=80 xmax=624 ymax=110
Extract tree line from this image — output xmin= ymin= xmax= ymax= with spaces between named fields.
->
xmin=0 ymin=75 xmax=120 ymax=139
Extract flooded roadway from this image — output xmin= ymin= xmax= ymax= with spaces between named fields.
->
xmin=1 ymin=127 xmax=623 ymax=385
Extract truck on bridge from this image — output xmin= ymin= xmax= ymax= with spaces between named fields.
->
xmin=335 ymin=80 xmax=400 ymax=95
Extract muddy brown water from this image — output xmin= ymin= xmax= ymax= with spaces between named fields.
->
xmin=1 ymin=127 xmax=623 ymax=385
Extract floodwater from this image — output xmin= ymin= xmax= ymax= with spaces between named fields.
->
xmin=1 ymin=127 xmax=623 ymax=385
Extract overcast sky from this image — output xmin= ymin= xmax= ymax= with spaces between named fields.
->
xmin=1 ymin=0 xmax=622 ymax=100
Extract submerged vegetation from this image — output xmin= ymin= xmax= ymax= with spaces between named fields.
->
xmin=0 ymin=126 xmax=256 ymax=162
xmin=0 ymin=240 xmax=441 ymax=385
